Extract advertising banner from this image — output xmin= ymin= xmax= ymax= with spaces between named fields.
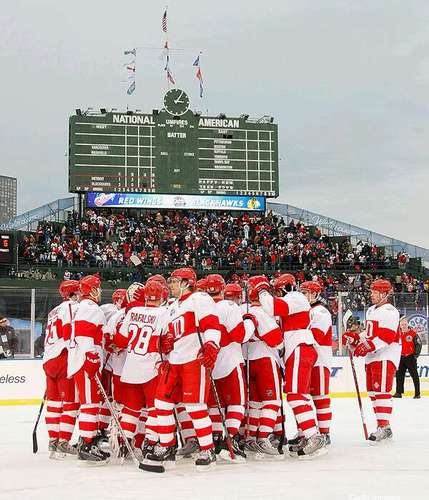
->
xmin=1 ymin=357 xmax=428 ymax=404
xmin=87 ymin=192 xmax=266 ymax=211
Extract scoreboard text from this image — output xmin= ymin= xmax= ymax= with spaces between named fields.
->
xmin=69 ymin=108 xmax=278 ymax=197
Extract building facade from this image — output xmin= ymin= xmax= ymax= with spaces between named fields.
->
xmin=0 ymin=175 xmax=17 ymax=223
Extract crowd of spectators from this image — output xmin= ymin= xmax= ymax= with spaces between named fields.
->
xmin=20 ymin=209 xmax=399 ymax=274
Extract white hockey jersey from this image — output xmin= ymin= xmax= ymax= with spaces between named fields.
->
xmin=100 ymin=303 xmax=118 ymax=323
xmin=118 ymin=305 xmax=169 ymax=384
xmin=67 ymin=298 xmax=105 ymax=377
xmin=167 ymin=291 xmax=221 ymax=365
xmin=241 ymin=304 xmax=283 ymax=367
xmin=310 ymin=303 xmax=333 ymax=369
xmin=363 ymin=303 xmax=401 ymax=368
xmin=212 ymin=298 xmax=246 ymax=379
xmin=259 ymin=290 xmax=314 ymax=362
xmin=104 ymin=307 xmax=127 ymax=376
xmin=43 ymin=300 xmax=78 ymax=364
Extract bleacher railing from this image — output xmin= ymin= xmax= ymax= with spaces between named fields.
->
xmin=0 ymin=288 xmax=427 ymax=359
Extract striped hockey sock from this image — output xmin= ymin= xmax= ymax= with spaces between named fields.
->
xmin=287 ymin=393 xmax=318 ymax=439
xmin=45 ymin=400 xmax=63 ymax=440
xmin=59 ymin=402 xmax=79 ymax=441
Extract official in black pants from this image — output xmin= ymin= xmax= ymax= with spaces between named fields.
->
xmin=394 ymin=316 xmax=422 ymax=399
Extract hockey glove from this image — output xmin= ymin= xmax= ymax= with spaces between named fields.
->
xmin=83 ymin=352 xmax=101 ymax=379
xmin=342 ymin=330 xmax=360 ymax=347
xmin=243 ymin=313 xmax=258 ymax=330
xmin=253 ymin=280 xmax=271 ymax=295
xmin=159 ymin=332 xmax=175 ymax=355
xmin=197 ymin=341 xmax=219 ymax=370
xmin=354 ymin=339 xmax=376 ymax=357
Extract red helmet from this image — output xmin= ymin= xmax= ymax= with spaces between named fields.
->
xmin=59 ymin=280 xmax=79 ymax=299
xmin=206 ymin=274 xmax=226 ymax=295
xmin=247 ymin=275 xmax=269 ymax=302
xmin=126 ymin=282 xmax=145 ymax=302
xmin=79 ymin=274 xmax=101 ymax=296
xmin=370 ymin=279 xmax=392 ymax=294
xmin=196 ymin=278 xmax=208 ymax=292
xmin=146 ymin=274 xmax=167 ymax=287
xmin=144 ymin=281 xmax=164 ymax=303
xmin=170 ymin=267 xmax=197 ymax=287
xmin=112 ymin=289 xmax=127 ymax=307
xmin=300 ymin=281 xmax=322 ymax=294
xmin=273 ymin=273 xmax=296 ymax=292
xmin=224 ymin=283 xmax=243 ymax=300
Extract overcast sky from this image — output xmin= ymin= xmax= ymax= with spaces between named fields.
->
xmin=1 ymin=0 xmax=428 ymax=247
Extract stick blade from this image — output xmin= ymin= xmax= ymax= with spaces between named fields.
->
xmin=32 ymin=430 xmax=38 ymax=454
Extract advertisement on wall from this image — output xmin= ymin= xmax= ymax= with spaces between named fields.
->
xmin=87 ymin=192 xmax=266 ymax=211
xmin=1 ymin=357 xmax=428 ymax=404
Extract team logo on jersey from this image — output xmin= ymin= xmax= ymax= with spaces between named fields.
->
xmin=266 ymin=389 xmax=273 ymax=397
xmin=373 ymin=381 xmax=380 ymax=390
xmin=408 ymin=313 xmax=427 ymax=335
xmin=405 ymin=335 xmax=413 ymax=343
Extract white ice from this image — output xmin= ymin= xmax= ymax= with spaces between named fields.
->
xmin=1 ymin=398 xmax=428 ymax=500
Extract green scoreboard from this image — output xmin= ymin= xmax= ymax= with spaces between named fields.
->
xmin=69 ymin=89 xmax=279 ymax=197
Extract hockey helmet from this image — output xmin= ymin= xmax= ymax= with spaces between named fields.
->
xmin=59 ymin=280 xmax=80 ymax=299
xmin=206 ymin=274 xmax=226 ymax=295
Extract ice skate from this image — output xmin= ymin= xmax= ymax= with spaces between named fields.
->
xmin=77 ymin=437 xmax=110 ymax=465
xmin=195 ymin=448 xmax=217 ymax=471
xmin=322 ymin=433 xmax=331 ymax=446
xmin=288 ymin=435 xmax=306 ymax=457
xmin=118 ymin=437 xmax=133 ymax=463
xmin=177 ymin=437 xmax=200 ymax=459
xmin=56 ymin=439 xmax=78 ymax=458
xmin=296 ymin=434 xmax=327 ymax=459
xmin=368 ymin=426 xmax=393 ymax=445
xmin=145 ymin=443 xmax=177 ymax=469
xmin=218 ymin=435 xmax=246 ymax=463
xmin=48 ymin=438 xmax=58 ymax=459
xmin=256 ymin=437 xmax=284 ymax=460
xmin=269 ymin=433 xmax=286 ymax=454
xmin=141 ymin=439 xmax=156 ymax=460
xmin=244 ymin=437 xmax=261 ymax=454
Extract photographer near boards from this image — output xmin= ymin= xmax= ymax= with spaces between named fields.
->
xmin=394 ymin=316 xmax=422 ymax=399
xmin=0 ymin=315 xmax=18 ymax=359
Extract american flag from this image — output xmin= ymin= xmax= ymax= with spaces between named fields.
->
xmin=167 ymin=69 xmax=175 ymax=85
xmin=162 ymin=10 xmax=167 ymax=32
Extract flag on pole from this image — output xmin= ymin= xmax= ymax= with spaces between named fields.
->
xmin=162 ymin=9 xmax=168 ymax=32
xmin=127 ymin=81 xmax=136 ymax=95
xmin=194 ymin=53 xmax=203 ymax=98
xmin=167 ymin=69 xmax=175 ymax=85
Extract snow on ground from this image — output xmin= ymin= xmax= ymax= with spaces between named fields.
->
xmin=1 ymin=397 xmax=429 ymax=500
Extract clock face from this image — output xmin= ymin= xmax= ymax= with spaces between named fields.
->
xmin=163 ymin=88 xmax=190 ymax=116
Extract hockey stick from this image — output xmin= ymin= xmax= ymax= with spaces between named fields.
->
xmin=277 ymin=368 xmax=286 ymax=453
xmin=32 ymin=392 xmax=46 ymax=454
xmin=243 ymin=282 xmax=251 ymax=440
xmin=194 ymin=314 xmax=236 ymax=460
xmin=343 ymin=309 xmax=369 ymax=440
xmin=94 ymin=374 xmax=164 ymax=473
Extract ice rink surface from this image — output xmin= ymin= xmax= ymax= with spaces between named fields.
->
xmin=1 ymin=397 xmax=428 ymax=500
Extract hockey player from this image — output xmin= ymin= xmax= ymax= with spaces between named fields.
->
xmin=205 ymin=273 xmax=249 ymax=461
xmin=343 ymin=279 xmax=400 ymax=443
xmin=253 ymin=273 xmax=326 ymax=458
xmin=147 ymin=267 xmax=221 ymax=470
xmin=242 ymin=276 xmax=284 ymax=458
xmin=43 ymin=280 xmax=80 ymax=458
xmin=68 ymin=274 xmax=109 ymax=463
xmin=112 ymin=281 xmax=169 ymax=459
xmin=300 ymin=281 xmax=333 ymax=446
xmin=99 ymin=289 xmax=128 ymax=439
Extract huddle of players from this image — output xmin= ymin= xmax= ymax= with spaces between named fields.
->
xmin=42 ymin=268 xmax=400 ymax=470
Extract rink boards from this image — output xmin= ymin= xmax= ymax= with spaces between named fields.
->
xmin=1 ymin=357 xmax=428 ymax=405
